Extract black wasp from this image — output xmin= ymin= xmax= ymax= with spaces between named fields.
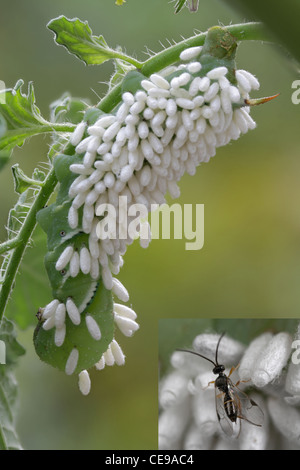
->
xmin=177 ymin=332 xmax=264 ymax=437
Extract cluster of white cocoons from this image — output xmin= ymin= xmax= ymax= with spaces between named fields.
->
xmin=159 ymin=328 xmax=300 ymax=450
xmin=67 ymin=45 xmax=259 ymax=287
xmin=41 ymin=295 xmax=138 ymax=345
xmin=42 ymin=46 xmax=261 ymax=394
xmin=40 ymin=291 xmax=139 ymax=395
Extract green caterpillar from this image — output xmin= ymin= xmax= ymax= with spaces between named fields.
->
xmin=34 ymin=144 xmax=138 ymax=393
xmin=34 ymin=27 xmax=271 ymax=394
xmin=34 ymin=150 xmax=114 ymax=373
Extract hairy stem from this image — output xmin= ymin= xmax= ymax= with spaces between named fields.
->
xmin=0 ymin=123 xmax=76 ymax=156
xmin=0 ymin=168 xmax=57 ymax=324
xmin=0 ymin=238 xmax=21 ymax=256
xmin=108 ymin=51 xmax=143 ymax=69
xmin=98 ymin=22 xmax=269 ymax=113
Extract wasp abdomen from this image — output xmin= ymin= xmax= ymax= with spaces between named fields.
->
xmin=224 ymin=393 xmax=238 ymax=422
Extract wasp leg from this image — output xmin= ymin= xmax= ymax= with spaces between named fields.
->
xmin=228 ymin=364 xmax=251 ymax=387
xmin=203 ymin=380 xmax=215 ymax=390
xmin=234 ymin=378 xmax=251 ymax=387
xmin=228 ymin=364 xmax=239 ymax=378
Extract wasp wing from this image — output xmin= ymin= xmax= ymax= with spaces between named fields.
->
xmin=230 ymin=381 xmax=264 ymax=427
xmin=238 ymin=394 xmax=264 ymax=427
xmin=215 ymin=387 xmax=241 ymax=438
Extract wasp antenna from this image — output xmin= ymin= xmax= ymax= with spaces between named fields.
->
xmin=245 ymin=93 xmax=280 ymax=107
xmin=215 ymin=332 xmax=226 ymax=365
xmin=176 ymin=348 xmax=216 ymax=367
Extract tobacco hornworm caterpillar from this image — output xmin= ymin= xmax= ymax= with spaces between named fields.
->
xmin=34 ymin=27 xmax=273 ymax=394
xmin=34 ymin=136 xmax=139 ymax=391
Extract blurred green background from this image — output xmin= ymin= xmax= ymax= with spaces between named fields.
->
xmin=0 ymin=0 xmax=300 ymax=450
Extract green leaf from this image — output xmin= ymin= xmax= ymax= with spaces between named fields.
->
xmin=174 ymin=0 xmax=199 ymax=13
xmin=0 ymin=80 xmax=75 ymax=157
xmin=11 ymin=164 xmax=44 ymax=195
xmin=48 ymin=16 xmax=113 ymax=65
xmin=0 ymin=80 xmax=46 ymax=130
xmin=0 ymin=318 xmax=25 ymax=365
xmin=174 ymin=0 xmax=187 ymax=14
xmin=49 ymin=92 xmax=90 ymax=125
xmin=0 ymin=318 xmax=25 ymax=450
xmin=0 ymin=80 xmax=48 ymax=153
xmin=0 ymin=367 xmax=23 ymax=450
xmin=6 ymin=187 xmax=37 ymax=241
xmin=47 ymin=16 xmax=141 ymax=67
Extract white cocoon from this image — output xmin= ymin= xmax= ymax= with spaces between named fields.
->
xmin=78 ymin=370 xmax=91 ymax=396
xmin=65 ymin=348 xmax=79 ymax=376
xmin=159 ymin=371 xmax=189 ymax=409
xmin=239 ymin=332 xmax=273 ymax=382
xmin=268 ymin=397 xmax=300 ymax=443
xmin=159 ymin=398 xmax=190 ymax=450
xmin=85 ymin=315 xmax=101 ymax=341
xmin=252 ymin=332 xmax=292 ymax=388
xmin=193 ymin=333 xmax=245 ymax=367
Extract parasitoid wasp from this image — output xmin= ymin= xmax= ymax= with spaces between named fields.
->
xmin=177 ymin=332 xmax=264 ymax=437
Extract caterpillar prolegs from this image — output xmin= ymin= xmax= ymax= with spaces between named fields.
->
xmin=34 ymin=27 xmax=275 ymax=394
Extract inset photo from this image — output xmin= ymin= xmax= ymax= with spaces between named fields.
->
xmin=159 ymin=318 xmax=300 ymax=450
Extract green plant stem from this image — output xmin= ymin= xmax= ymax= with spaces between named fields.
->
xmin=0 ymin=123 xmax=76 ymax=154
xmin=0 ymin=238 xmax=20 ymax=256
xmin=98 ymin=22 xmax=270 ymax=113
xmin=141 ymin=22 xmax=268 ymax=75
xmin=0 ymin=168 xmax=57 ymax=324
xmin=108 ymin=51 xmax=142 ymax=69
